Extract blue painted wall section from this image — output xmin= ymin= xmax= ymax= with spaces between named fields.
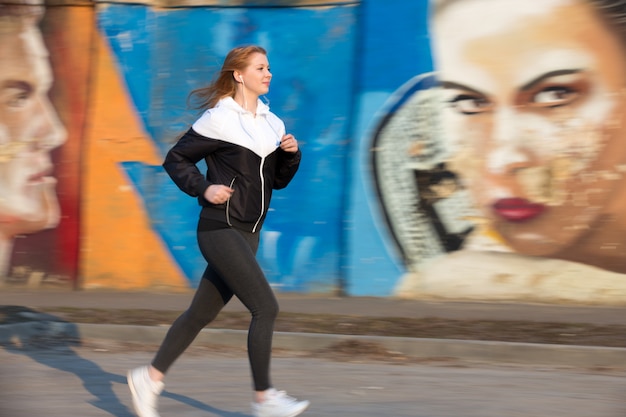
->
xmin=345 ymin=0 xmax=433 ymax=295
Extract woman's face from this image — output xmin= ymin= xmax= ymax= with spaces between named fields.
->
xmin=239 ymin=52 xmax=272 ymax=98
xmin=433 ymin=0 xmax=626 ymax=257
xmin=0 ymin=20 xmax=66 ymax=238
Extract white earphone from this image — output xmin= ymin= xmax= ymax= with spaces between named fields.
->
xmin=239 ymin=75 xmax=244 ymax=83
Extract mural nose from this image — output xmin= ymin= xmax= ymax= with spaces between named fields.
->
xmin=35 ymin=97 xmax=67 ymax=151
xmin=492 ymin=107 xmax=520 ymax=146
xmin=486 ymin=143 xmax=534 ymax=176
xmin=486 ymin=108 xmax=535 ymax=175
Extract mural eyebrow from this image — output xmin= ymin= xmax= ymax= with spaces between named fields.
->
xmin=439 ymin=81 xmax=486 ymax=97
xmin=520 ymin=69 xmax=583 ymax=91
xmin=2 ymin=80 xmax=32 ymax=94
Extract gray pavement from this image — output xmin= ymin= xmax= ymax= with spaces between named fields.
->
xmin=1 ymin=288 xmax=626 ymax=416
xmin=0 ymin=344 xmax=625 ymax=417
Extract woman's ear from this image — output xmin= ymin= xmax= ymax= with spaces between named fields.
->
xmin=233 ymin=72 xmax=242 ymax=83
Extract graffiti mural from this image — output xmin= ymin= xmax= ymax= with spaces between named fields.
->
xmin=0 ymin=2 xmax=80 ymax=287
xmin=4 ymin=0 xmax=625 ymax=304
xmin=94 ymin=2 xmax=358 ymax=291
xmin=366 ymin=0 xmax=626 ymax=302
xmin=1 ymin=0 xmax=360 ymax=292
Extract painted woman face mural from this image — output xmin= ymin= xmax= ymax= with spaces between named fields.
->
xmin=430 ymin=0 xmax=626 ymax=272
xmin=0 ymin=3 xmax=66 ymax=272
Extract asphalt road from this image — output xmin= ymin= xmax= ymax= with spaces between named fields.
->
xmin=1 ymin=342 xmax=625 ymax=417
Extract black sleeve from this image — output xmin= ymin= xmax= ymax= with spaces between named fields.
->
xmin=162 ymin=128 xmax=218 ymax=197
xmin=273 ymin=149 xmax=302 ymax=190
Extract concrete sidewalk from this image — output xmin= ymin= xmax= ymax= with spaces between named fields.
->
xmin=1 ymin=288 xmax=626 ymax=368
xmin=1 ymin=287 xmax=626 ymax=324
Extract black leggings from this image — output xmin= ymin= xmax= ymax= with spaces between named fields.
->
xmin=151 ymin=227 xmax=279 ymax=391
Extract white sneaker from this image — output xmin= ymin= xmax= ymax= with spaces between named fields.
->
xmin=127 ymin=366 xmax=164 ymax=417
xmin=252 ymin=388 xmax=310 ymax=417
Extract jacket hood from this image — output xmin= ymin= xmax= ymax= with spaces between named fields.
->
xmin=191 ymin=96 xmax=285 ymax=158
xmin=219 ymin=96 xmax=271 ymax=116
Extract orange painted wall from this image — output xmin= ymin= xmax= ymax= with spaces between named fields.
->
xmin=80 ymin=23 xmax=187 ymax=290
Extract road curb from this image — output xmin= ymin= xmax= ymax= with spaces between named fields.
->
xmin=2 ymin=321 xmax=626 ymax=368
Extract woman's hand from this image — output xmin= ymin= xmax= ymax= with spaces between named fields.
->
xmin=204 ymin=184 xmax=234 ymax=204
xmin=280 ymin=133 xmax=299 ymax=153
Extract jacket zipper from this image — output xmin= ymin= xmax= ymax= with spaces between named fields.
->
xmin=252 ymin=156 xmax=266 ymax=233
xmin=225 ymin=176 xmax=237 ymax=227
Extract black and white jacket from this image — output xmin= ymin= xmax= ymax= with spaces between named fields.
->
xmin=163 ymin=97 xmax=301 ymax=233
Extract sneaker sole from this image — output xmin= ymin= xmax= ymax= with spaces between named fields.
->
xmin=283 ymin=401 xmax=311 ymax=417
xmin=253 ymin=400 xmax=310 ymax=417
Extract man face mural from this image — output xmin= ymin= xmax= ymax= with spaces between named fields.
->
xmin=0 ymin=5 xmax=66 ymax=242
xmin=432 ymin=0 xmax=626 ymax=272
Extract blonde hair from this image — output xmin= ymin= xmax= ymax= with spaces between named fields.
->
xmin=188 ymin=45 xmax=267 ymax=111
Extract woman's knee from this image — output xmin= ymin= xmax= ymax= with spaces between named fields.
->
xmin=267 ymin=298 xmax=279 ymax=319
xmin=253 ymin=296 xmax=279 ymax=321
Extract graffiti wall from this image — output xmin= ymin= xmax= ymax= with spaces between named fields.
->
xmin=3 ymin=0 xmax=626 ymax=304
xmin=0 ymin=2 xmax=82 ymax=287
xmin=353 ymin=0 xmax=626 ymax=303
xmin=1 ymin=0 xmax=360 ymax=293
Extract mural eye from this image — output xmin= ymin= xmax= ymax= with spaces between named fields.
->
xmin=532 ymin=86 xmax=577 ymax=107
xmin=5 ymin=90 xmax=30 ymax=110
xmin=448 ymin=94 xmax=491 ymax=115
